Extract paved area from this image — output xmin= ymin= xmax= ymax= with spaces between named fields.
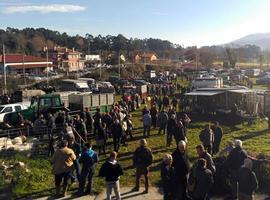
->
xmin=33 ymin=188 xmax=269 ymax=200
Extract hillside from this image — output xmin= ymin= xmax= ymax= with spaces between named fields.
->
xmin=229 ymin=33 xmax=270 ymax=50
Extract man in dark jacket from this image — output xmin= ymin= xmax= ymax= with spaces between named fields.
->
xmin=110 ymin=119 xmax=123 ymax=152
xmin=150 ymin=105 xmax=158 ymax=128
xmin=78 ymin=141 xmax=98 ymax=196
xmin=85 ymin=107 xmax=93 ymax=133
xmin=99 ymin=151 xmax=123 ymax=200
xmin=133 ymin=139 xmax=153 ymax=193
xmin=171 ymin=140 xmax=190 ymax=199
xmin=188 ymin=158 xmax=213 ymax=200
xmin=212 ymin=121 xmax=223 ymax=155
xmin=158 ymin=110 xmax=169 ymax=135
xmin=161 ymin=154 xmax=176 ymax=200
xmin=196 ymin=144 xmax=216 ymax=175
xmin=167 ymin=114 xmax=177 ymax=147
xmin=226 ymin=139 xmax=248 ymax=200
xmin=237 ymin=159 xmax=258 ymax=200
xmin=199 ymin=124 xmax=214 ymax=155
xmin=174 ymin=120 xmax=185 ymax=147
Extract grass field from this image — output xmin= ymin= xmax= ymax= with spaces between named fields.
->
xmin=1 ymin=102 xmax=270 ymax=198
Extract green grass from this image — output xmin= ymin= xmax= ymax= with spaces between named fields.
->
xmin=2 ymin=99 xmax=270 ymax=198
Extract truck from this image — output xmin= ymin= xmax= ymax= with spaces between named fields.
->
xmin=2 ymin=93 xmax=67 ymax=126
xmin=122 ymin=84 xmax=147 ymax=103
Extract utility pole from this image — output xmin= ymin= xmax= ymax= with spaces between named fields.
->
xmin=3 ymin=44 xmax=6 ymax=94
xmin=46 ymin=47 xmax=49 ymax=86
xmin=118 ymin=52 xmax=121 ymax=80
xmin=23 ymin=53 xmax=26 ymax=85
xmin=196 ymin=51 xmax=199 ymax=71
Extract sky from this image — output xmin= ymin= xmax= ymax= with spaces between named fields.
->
xmin=0 ymin=0 xmax=270 ymax=47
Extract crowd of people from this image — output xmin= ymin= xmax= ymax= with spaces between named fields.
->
xmin=48 ymin=93 xmax=260 ymax=200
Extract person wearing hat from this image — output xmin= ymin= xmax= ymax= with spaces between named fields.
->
xmin=237 ymin=159 xmax=258 ymax=200
xmin=225 ymin=139 xmax=248 ymax=199
xmin=133 ymin=139 xmax=153 ymax=193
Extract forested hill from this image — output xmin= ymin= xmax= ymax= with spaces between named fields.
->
xmin=0 ymin=27 xmax=181 ymax=57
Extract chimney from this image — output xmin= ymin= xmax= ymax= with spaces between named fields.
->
xmin=72 ymin=47 xmax=75 ymax=52
xmin=65 ymin=48 xmax=68 ymax=53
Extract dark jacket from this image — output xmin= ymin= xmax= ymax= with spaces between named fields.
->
xmin=158 ymin=112 xmax=169 ymax=126
xmin=99 ymin=160 xmax=123 ymax=182
xmin=189 ymin=166 xmax=213 ymax=199
xmin=237 ymin=167 xmax=258 ymax=195
xmin=167 ymin=118 xmax=177 ymax=135
xmin=174 ymin=125 xmax=185 ymax=142
xmin=133 ymin=146 xmax=153 ymax=169
xmin=110 ymin=122 xmax=123 ymax=138
xmin=161 ymin=162 xmax=176 ymax=194
xmin=201 ymin=152 xmax=216 ymax=174
xmin=199 ymin=129 xmax=214 ymax=146
xmin=213 ymin=126 xmax=223 ymax=144
xmin=171 ymin=149 xmax=190 ymax=182
xmin=226 ymin=147 xmax=248 ymax=170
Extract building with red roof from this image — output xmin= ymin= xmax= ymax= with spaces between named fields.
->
xmin=0 ymin=54 xmax=52 ymax=74
xmin=49 ymin=46 xmax=85 ymax=72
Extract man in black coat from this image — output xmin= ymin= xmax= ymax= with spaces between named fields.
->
xmin=133 ymin=139 xmax=153 ymax=193
xmin=225 ymin=139 xmax=248 ymax=200
xmin=110 ymin=119 xmax=123 ymax=152
xmin=212 ymin=121 xmax=223 ymax=155
xmin=167 ymin=114 xmax=177 ymax=147
xmin=171 ymin=140 xmax=190 ymax=200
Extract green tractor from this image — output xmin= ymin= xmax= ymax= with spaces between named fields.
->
xmin=3 ymin=93 xmax=68 ymax=126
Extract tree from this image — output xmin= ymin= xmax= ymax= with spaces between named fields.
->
xmin=225 ymin=47 xmax=237 ymax=68
xmin=199 ymin=47 xmax=215 ymax=67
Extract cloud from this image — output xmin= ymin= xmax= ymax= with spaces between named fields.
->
xmin=2 ymin=4 xmax=86 ymax=14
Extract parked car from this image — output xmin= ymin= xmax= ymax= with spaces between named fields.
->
xmin=0 ymin=103 xmax=29 ymax=123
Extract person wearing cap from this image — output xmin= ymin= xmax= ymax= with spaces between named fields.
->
xmin=167 ymin=114 xmax=177 ymax=147
xmin=161 ymin=154 xmax=176 ymax=200
xmin=133 ymin=139 xmax=153 ymax=193
xmin=51 ymin=140 xmax=76 ymax=197
xmin=99 ymin=151 xmax=123 ymax=200
xmin=171 ymin=140 xmax=191 ymax=199
xmin=225 ymin=139 xmax=248 ymax=199
xmin=237 ymin=159 xmax=258 ymax=200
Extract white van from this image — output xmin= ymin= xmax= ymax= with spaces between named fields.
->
xmin=0 ymin=103 xmax=28 ymax=123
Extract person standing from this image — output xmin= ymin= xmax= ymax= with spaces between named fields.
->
xmin=150 ymin=105 xmax=158 ymax=129
xmin=51 ymin=140 xmax=76 ymax=197
xmin=161 ymin=154 xmax=176 ymax=200
xmin=143 ymin=110 xmax=152 ymax=137
xmin=188 ymin=158 xmax=213 ymax=200
xmin=85 ymin=107 xmax=94 ymax=134
xmin=133 ymin=139 xmax=153 ymax=193
xmin=99 ymin=151 xmax=124 ymax=200
xmin=237 ymin=159 xmax=258 ymax=200
xmin=199 ymin=124 xmax=214 ymax=155
xmin=181 ymin=114 xmax=191 ymax=136
xmin=110 ymin=119 xmax=123 ymax=152
xmin=174 ymin=120 xmax=186 ymax=146
xmin=212 ymin=121 xmax=223 ymax=155
xmin=96 ymin=123 xmax=107 ymax=154
xmin=78 ymin=141 xmax=99 ymax=196
xmin=167 ymin=114 xmax=177 ymax=147
xmin=225 ymin=140 xmax=248 ymax=200
xmin=158 ymin=110 xmax=169 ymax=135
xmin=196 ymin=144 xmax=216 ymax=175
xmin=171 ymin=140 xmax=191 ymax=199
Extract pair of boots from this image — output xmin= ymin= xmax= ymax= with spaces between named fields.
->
xmin=55 ymin=185 xmax=68 ymax=197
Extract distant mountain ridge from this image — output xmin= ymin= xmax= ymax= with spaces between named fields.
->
xmin=228 ymin=33 xmax=270 ymax=49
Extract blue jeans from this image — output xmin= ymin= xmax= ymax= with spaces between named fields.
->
xmin=70 ymin=159 xmax=81 ymax=182
xmin=78 ymin=168 xmax=94 ymax=194
xmin=143 ymin=125 xmax=150 ymax=137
